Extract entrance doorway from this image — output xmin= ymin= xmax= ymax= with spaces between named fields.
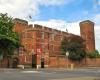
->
xmin=12 ymin=57 xmax=19 ymax=68
xmin=32 ymin=54 xmax=37 ymax=68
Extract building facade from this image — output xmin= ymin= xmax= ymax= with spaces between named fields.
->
xmin=13 ymin=18 xmax=96 ymax=68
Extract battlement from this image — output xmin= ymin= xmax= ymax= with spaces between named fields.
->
xmin=80 ymin=20 xmax=94 ymax=26
xmin=13 ymin=18 xmax=28 ymax=25
xmin=34 ymin=24 xmax=68 ymax=35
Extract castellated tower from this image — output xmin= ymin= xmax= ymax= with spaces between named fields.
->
xmin=79 ymin=20 xmax=95 ymax=52
xmin=13 ymin=18 xmax=28 ymax=34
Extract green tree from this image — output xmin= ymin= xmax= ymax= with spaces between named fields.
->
xmin=61 ymin=34 xmax=85 ymax=61
xmin=0 ymin=13 xmax=20 ymax=58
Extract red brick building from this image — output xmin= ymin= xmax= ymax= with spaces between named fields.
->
xmin=13 ymin=18 xmax=95 ymax=68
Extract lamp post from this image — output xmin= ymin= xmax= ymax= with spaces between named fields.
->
xmin=66 ymin=51 xmax=69 ymax=69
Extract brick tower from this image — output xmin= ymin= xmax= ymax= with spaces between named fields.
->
xmin=79 ymin=20 xmax=95 ymax=52
xmin=13 ymin=18 xmax=28 ymax=34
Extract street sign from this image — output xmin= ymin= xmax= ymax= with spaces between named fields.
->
xmin=66 ymin=51 xmax=69 ymax=56
xmin=0 ymin=54 xmax=3 ymax=60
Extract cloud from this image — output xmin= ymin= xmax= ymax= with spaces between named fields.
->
xmin=0 ymin=0 xmax=39 ymax=19
xmin=93 ymin=13 xmax=100 ymax=51
xmin=93 ymin=14 xmax=100 ymax=24
xmin=38 ymin=0 xmax=65 ymax=6
xmin=93 ymin=0 xmax=100 ymax=10
xmin=0 ymin=0 xmax=73 ymax=20
xmin=38 ymin=0 xmax=74 ymax=6
xmin=94 ymin=25 xmax=100 ymax=51
xmin=30 ymin=19 xmax=100 ymax=52
xmin=30 ymin=19 xmax=80 ymax=35
xmin=97 ymin=0 xmax=100 ymax=5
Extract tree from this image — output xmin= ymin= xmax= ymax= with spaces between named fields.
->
xmin=61 ymin=34 xmax=85 ymax=61
xmin=0 ymin=13 xmax=20 ymax=58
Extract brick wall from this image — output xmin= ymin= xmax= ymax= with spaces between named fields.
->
xmin=48 ymin=56 xmax=100 ymax=68
xmin=85 ymin=58 xmax=100 ymax=67
xmin=18 ymin=54 xmax=100 ymax=68
xmin=18 ymin=54 xmax=32 ymax=65
xmin=33 ymin=24 xmax=70 ymax=56
xmin=0 ymin=58 xmax=8 ymax=68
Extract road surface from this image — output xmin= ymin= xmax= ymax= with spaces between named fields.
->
xmin=0 ymin=68 xmax=100 ymax=80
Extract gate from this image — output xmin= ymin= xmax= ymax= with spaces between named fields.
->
xmin=12 ymin=57 xmax=19 ymax=68
xmin=32 ymin=54 xmax=37 ymax=68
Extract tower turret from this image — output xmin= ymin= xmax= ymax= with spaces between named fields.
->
xmin=79 ymin=20 xmax=95 ymax=52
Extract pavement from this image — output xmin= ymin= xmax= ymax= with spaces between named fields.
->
xmin=0 ymin=68 xmax=21 ymax=72
xmin=50 ymin=77 xmax=98 ymax=80
xmin=0 ymin=66 xmax=100 ymax=71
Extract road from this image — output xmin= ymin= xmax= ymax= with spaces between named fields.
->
xmin=0 ymin=68 xmax=100 ymax=80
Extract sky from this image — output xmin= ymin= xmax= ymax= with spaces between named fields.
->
xmin=0 ymin=0 xmax=100 ymax=51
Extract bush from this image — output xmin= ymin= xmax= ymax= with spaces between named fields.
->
xmin=86 ymin=50 xmax=100 ymax=58
xmin=68 ymin=50 xmax=85 ymax=61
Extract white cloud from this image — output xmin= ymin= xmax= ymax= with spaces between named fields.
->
xmin=30 ymin=20 xmax=100 ymax=52
xmin=93 ymin=0 xmax=100 ymax=10
xmin=91 ymin=13 xmax=100 ymax=52
xmin=0 ymin=0 xmax=39 ymax=20
xmin=0 ymin=0 xmax=73 ymax=20
xmin=97 ymin=0 xmax=100 ymax=5
xmin=94 ymin=14 xmax=100 ymax=24
xmin=30 ymin=19 xmax=80 ymax=35
xmin=94 ymin=25 xmax=100 ymax=51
